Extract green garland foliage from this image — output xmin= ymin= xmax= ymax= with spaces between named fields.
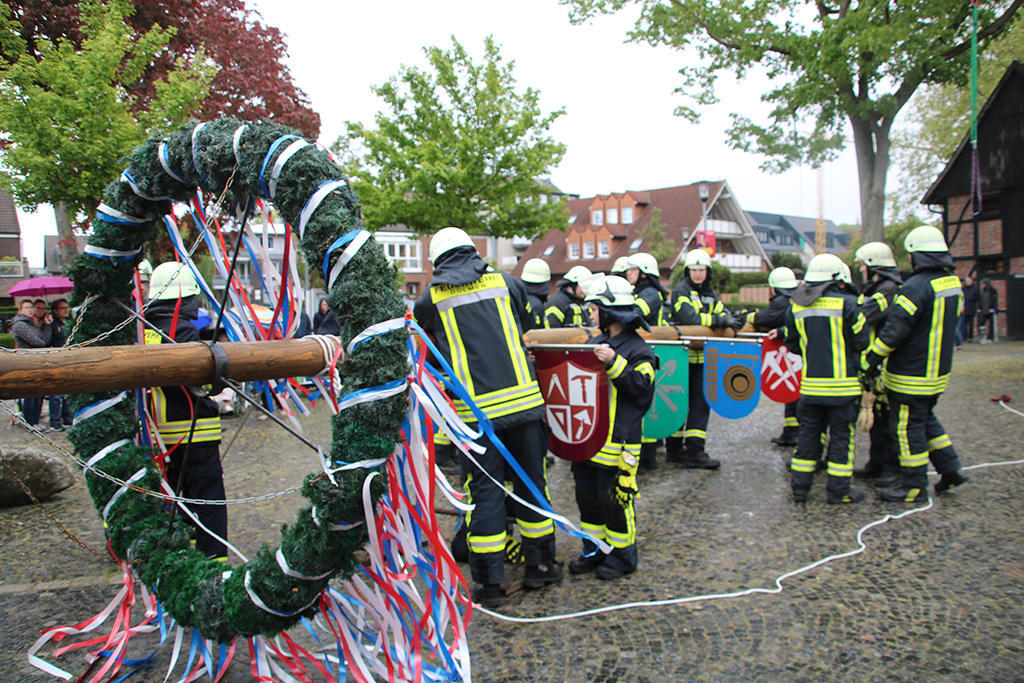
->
xmin=65 ymin=119 xmax=407 ymax=640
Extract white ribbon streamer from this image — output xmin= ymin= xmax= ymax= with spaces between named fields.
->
xmin=327 ymin=229 xmax=371 ymax=291
xmin=267 ymin=139 xmax=310 ymax=199
xmin=297 ymin=179 xmax=348 ymax=238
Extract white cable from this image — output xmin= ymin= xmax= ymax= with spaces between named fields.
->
xmin=997 ymin=399 xmax=1024 ymax=418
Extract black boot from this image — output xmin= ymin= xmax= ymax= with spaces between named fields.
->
xmin=665 ymin=437 xmax=685 ymax=463
xmin=594 ymin=545 xmax=637 ymax=581
xmin=873 ymin=472 xmax=901 ymax=489
xmin=682 ymin=450 xmax=721 ymax=470
xmin=878 ymin=486 xmax=929 ymax=503
xmin=826 ymin=487 xmax=866 ymax=504
xmin=568 ymin=551 xmax=603 ymax=575
xmin=935 ymin=470 xmax=970 ymax=493
xmin=771 ymin=430 xmax=798 ymax=447
xmin=640 ymin=442 xmax=659 ymax=470
xmin=472 ymin=584 xmax=504 ymax=608
xmin=853 ymin=464 xmax=881 ymax=479
xmin=524 ymin=562 xmax=563 ymax=588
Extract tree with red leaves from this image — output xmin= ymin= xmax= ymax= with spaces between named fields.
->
xmin=2 ymin=0 xmax=319 ymax=139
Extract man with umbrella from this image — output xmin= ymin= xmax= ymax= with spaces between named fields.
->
xmin=11 ymin=299 xmax=51 ymax=428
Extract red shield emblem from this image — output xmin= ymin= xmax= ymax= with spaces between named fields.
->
xmin=534 ymin=349 xmax=610 ymax=461
xmin=760 ymin=337 xmax=803 ymax=403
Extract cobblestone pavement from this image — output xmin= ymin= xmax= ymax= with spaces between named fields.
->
xmin=1 ymin=341 xmax=1022 ymax=681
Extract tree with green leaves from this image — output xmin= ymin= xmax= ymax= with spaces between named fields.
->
xmin=340 ymin=36 xmax=568 ymax=241
xmin=0 ymin=0 xmax=213 ymax=267
xmin=888 ymin=21 xmax=1024 ymax=219
xmin=769 ymin=251 xmax=805 ymax=272
xmin=640 ymin=206 xmax=677 ymax=263
xmin=567 ymin=0 xmax=1022 ymax=243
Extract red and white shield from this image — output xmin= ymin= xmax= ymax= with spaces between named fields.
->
xmin=760 ymin=337 xmax=803 ymax=403
xmin=534 ymin=349 xmax=610 ymax=461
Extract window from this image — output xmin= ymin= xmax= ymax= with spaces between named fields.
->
xmin=543 ymin=245 xmax=555 ymax=256
xmin=267 ymin=235 xmax=275 ymax=249
xmin=630 ymin=237 xmax=644 ymax=250
xmin=568 ymin=214 xmax=577 ymax=224
xmin=539 ymin=194 xmax=548 ymax=205
xmin=568 ymin=243 xmax=580 ymax=259
xmin=583 ymin=241 xmax=595 ymax=258
xmin=598 ymin=240 xmax=609 ymax=257
xmin=607 ymin=208 xmax=618 ymax=224
xmin=407 ymin=282 xmax=418 ymax=296
xmin=592 ymin=210 xmax=603 ymax=226
xmin=622 ymin=207 xmax=634 ymax=224
xmin=381 ymin=239 xmax=422 ymax=271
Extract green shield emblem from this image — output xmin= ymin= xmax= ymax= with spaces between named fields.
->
xmin=642 ymin=343 xmax=689 ymax=439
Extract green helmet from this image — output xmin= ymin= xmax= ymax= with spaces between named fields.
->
xmin=149 ymin=262 xmax=200 ymax=300
xmin=854 ymin=241 xmax=897 ymax=268
xmin=804 ymin=253 xmax=845 ymax=283
xmin=767 ymin=266 xmax=798 ymax=290
xmin=521 ymin=258 xmax=550 ymax=284
xmin=585 ymin=275 xmax=636 ymax=307
xmin=904 ymin=225 xmax=948 ymax=253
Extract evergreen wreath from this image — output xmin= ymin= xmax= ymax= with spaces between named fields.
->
xmin=64 ymin=118 xmax=408 ymax=641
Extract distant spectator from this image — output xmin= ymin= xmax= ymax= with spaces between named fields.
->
xmin=979 ymin=279 xmax=998 ymax=343
xmin=294 ymin=303 xmax=312 ymax=338
xmin=11 ymin=300 xmax=52 ymax=428
xmin=960 ymin=275 xmax=979 ymax=343
xmin=46 ymin=299 xmax=73 ymax=431
xmin=313 ymin=298 xmax=340 ymax=335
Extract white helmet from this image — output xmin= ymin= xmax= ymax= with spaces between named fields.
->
xmin=904 ymin=225 xmax=948 ymax=253
xmin=428 ymin=226 xmax=474 ymax=263
xmin=854 ymin=242 xmax=897 ymax=268
xmin=804 ymin=253 xmax=845 ymax=283
xmin=837 ymin=261 xmax=853 ymax=284
xmin=584 ymin=275 xmax=636 ymax=307
xmin=683 ymin=249 xmax=712 ymax=269
xmin=137 ymin=258 xmax=153 ymax=281
xmin=767 ymin=266 xmax=798 ymax=290
xmin=628 ymin=252 xmax=660 ymax=278
xmin=564 ymin=265 xmax=592 ymax=284
xmin=610 ymin=256 xmax=631 ymax=274
xmin=149 ymin=262 xmax=200 ymax=300
xmin=520 ymin=258 xmax=550 ymax=284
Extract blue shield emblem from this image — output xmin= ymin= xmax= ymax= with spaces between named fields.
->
xmin=704 ymin=340 xmax=761 ymax=419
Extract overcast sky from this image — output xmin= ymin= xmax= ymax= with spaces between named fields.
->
xmin=19 ymin=0 xmax=862 ymax=267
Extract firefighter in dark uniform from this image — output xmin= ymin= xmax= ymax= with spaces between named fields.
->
xmin=519 ymin=257 xmax=551 ymax=332
xmin=569 ymin=275 xmax=656 ymax=580
xmin=625 ymin=252 xmax=667 ymax=470
xmin=747 ymin=266 xmax=800 ymax=447
xmin=144 ymin=262 xmax=227 ymax=559
xmin=861 ymin=226 xmax=970 ymax=502
xmin=544 ymin=265 xmax=591 ymax=328
xmin=772 ymin=253 xmax=869 ymax=504
xmin=666 ymin=249 xmax=742 ymax=468
xmin=852 ymin=242 xmax=903 ymax=488
xmin=414 ymin=227 xmax=561 ymax=608
xmin=610 ymin=256 xmax=631 ymax=278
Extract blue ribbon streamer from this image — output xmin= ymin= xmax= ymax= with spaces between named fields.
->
xmin=321 ymin=228 xmax=366 ymax=281
xmin=258 ymin=135 xmax=301 ymax=199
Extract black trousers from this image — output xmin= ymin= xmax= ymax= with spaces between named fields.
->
xmin=791 ymin=398 xmax=858 ymax=497
xmin=866 ymin=396 xmax=899 ymax=475
xmin=667 ymin=363 xmax=710 ymax=456
xmin=461 ymin=418 xmax=554 ymax=585
xmin=887 ymin=392 xmax=962 ymax=490
xmin=782 ymin=400 xmax=799 ymax=435
xmin=165 ymin=442 xmax=227 ymax=558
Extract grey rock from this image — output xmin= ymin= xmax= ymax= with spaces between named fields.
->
xmin=0 ymin=446 xmax=75 ymax=507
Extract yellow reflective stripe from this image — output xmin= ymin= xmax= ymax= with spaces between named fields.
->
xmin=895 ymin=403 xmax=912 ymax=463
xmin=791 ymin=458 xmax=817 ymax=473
xmin=441 ymin=309 xmax=474 ymax=397
xmin=496 ymin=297 xmax=531 ymax=385
xmin=636 ymin=361 xmax=655 ymax=384
xmin=895 ymin=294 xmax=917 ymax=315
xmin=882 ymin=371 xmax=949 ymax=395
xmin=607 ymin=355 xmax=627 ymax=379
xmin=591 ymin=442 xmax=623 ymax=467
xmin=468 ymin=531 xmax=507 ymax=554
xmin=827 ymin=423 xmax=855 ymax=477
xmin=801 ymin=377 xmax=861 ymax=396
xmin=869 ymin=337 xmax=894 ymax=357
xmin=688 ymin=349 xmax=704 ymax=363
xmin=902 ymin=452 xmax=930 ymax=468
xmin=784 ymin=416 xmax=800 ymax=427
xmin=517 ymin=518 xmax=554 ymax=539
xmin=851 ymin=311 xmax=866 ymax=335
xmin=927 ymin=296 xmax=945 ymax=379
xmin=830 ymin=314 xmax=845 ymax=377
xmin=683 ymin=429 xmax=706 ymax=439
xmin=700 ymin=312 xmax=713 ymax=327
xmin=927 ymin=434 xmax=952 ymax=451
xmin=635 ymin=296 xmax=651 ymax=316
xmin=430 ymin=273 xmax=506 ymax=304
xmin=872 ymin=292 xmax=889 ymax=312
xmin=931 ymin=276 xmax=962 ymax=297
xmin=580 ymin=522 xmax=606 ymax=540
xmin=455 ymin=389 xmax=545 ymax=422
xmin=545 ymin=305 xmax=565 ymax=322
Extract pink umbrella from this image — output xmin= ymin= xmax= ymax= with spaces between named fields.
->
xmin=8 ymin=276 xmax=74 ymax=298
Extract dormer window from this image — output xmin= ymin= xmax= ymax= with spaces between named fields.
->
xmin=622 ymin=207 xmax=634 ymax=224
xmin=543 ymin=245 xmax=555 ymax=256
xmin=592 ymin=210 xmax=603 ymax=226
xmin=569 ymin=243 xmax=580 ymax=259
xmin=607 ymin=208 xmax=618 ymax=224
xmin=583 ymin=241 xmax=595 ymax=258
xmin=630 ymin=237 xmax=644 ymax=250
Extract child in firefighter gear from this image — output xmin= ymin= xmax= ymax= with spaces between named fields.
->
xmin=852 ymin=242 xmax=904 ymax=489
xmin=748 ymin=267 xmax=800 ymax=447
xmin=414 ymin=227 xmax=561 ymax=608
xmin=544 ymin=265 xmax=591 ymax=328
xmin=666 ymin=249 xmax=742 ymax=468
xmin=569 ymin=275 xmax=656 ymax=580
xmin=626 ymin=252 xmax=668 ymax=469
xmin=861 ymin=226 xmax=970 ymax=503
xmin=145 ymin=262 xmax=227 ymax=559
xmin=519 ymin=257 xmax=551 ymax=332
xmin=771 ymin=253 xmax=870 ymax=504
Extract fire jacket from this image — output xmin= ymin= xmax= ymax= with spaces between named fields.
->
xmin=586 ymin=328 xmax=656 ymax=467
xmin=748 ymin=291 xmax=792 ymax=330
xmin=144 ymin=297 xmax=222 ymax=445
xmin=633 ymin=277 xmax=666 ymax=327
xmin=544 ymin=283 xmax=586 ymax=328
xmin=863 ymin=252 xmax=962 ymax=397
xmin=782 ymin=282 xmax=868 ymax=404
xmin=414 ymin=249 xmax=545 ymax=429
xmin=670 ymin=277 xmax=730 ymax=363
xmin=522 ymin=280 xmax=549 ymax=332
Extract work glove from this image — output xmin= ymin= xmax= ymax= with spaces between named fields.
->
xmin=504 ymin=536 xmax=524 ymax=564
xmin=860 ymin=352 xmax=882 ymax=384
xmin=713 ymin=313 xmax=737 ymax=330
xmin=615 ymin=451 xmax=639 ymax=507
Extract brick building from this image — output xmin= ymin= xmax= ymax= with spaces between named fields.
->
xmin=923 ymin=61 xmax=1024 ymax=339
xmin=0 ymin=189 xmax=30 ymax=301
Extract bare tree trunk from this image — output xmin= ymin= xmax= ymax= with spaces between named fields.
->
xmin=849 ymin=115 xmax=892 ymax=244
xmin=53 ymin=201 xmax=79 ymax=271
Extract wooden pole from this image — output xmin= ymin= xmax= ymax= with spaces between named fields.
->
xmin=523 ymin=325 xmax=735 ymax=347
xmin=0 ymin=337 xmax=340 ymax=399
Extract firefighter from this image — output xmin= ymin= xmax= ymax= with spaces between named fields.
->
xmin=852 ymin=242 xmax=903 ymax=488
xmin=413 ymin=227 xmax=561 ymax=608
xmin=544 ymin=265 xmax=592 ymax=328
xmin=625 ymin=252 xmax=667 ymax=470
xmin=610 ymin=255 xmax=632 ymax=277
xmin=569 ymin=275 xmax=656 ymax=580
xmin=519 ymin=257 xmax=551 ymax=332
xmin=772 ymin=253 xmax=869 ymax=504
xmin=747 ymin=266 xmax=800 ymax=447
xmin=145 ymin=262 xmax=227 ymax=559
xmin=861 ymin=226 xmax=969 ymax=502
xmin=666 ymin=249 xmax=742 ymax=468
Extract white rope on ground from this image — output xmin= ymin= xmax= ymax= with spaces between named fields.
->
xmin=997 ymin=399 xmax=1024 ymax=418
